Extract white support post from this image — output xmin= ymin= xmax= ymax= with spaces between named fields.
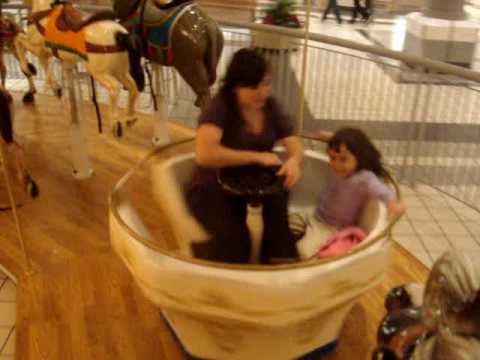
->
xmin=246 ymin=204 xmax=263 ymax=264
xmin=64 ymin=65 xmax=93 ymax=179
xmin=152 ymin=64 xmax=171 ymax=146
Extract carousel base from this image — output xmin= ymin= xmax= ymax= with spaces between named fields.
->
xmin=162 ymin=311 xmax=338 ymax=360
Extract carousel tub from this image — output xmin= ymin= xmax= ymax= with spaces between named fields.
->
xmin=109 ymin=140 xmax=399 ymax=360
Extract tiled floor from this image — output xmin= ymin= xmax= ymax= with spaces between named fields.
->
xmin=1 ymin=10 xmax=480 ymax=357
xmin=394 ymin=183 xmax=480 ymax=268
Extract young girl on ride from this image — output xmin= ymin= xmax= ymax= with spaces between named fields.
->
xmin=296 ymin=127 xmax=405 ymax=260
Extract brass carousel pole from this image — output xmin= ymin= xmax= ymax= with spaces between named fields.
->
xmin=0 ymin=144 xmax=32 ymax=274
xmin=297 ymin=0 xmax=312 ymax=134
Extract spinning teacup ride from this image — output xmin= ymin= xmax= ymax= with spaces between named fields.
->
xmin=109 ymin=138 xmax=402 ymax=360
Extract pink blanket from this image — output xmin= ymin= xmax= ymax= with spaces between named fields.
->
xmin=315 ymin=227 xmax=366 ymax=258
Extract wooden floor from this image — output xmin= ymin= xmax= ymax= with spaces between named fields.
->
xmin=0 ymin=92 xmax=428 ymax=359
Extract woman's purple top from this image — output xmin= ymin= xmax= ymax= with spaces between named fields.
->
xmin=316 ymin=169 xmax=394 ymax=229
xmin=190 ymin=92 xmax=294 ymax=187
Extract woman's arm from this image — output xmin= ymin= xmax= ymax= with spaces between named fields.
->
xmin=314 ymin=130 xmax=334 ymax=142
xmin=195 ymin=124 xmax=282 ymax=168
xmin=277 ymin=136 xmax=304 ymax=189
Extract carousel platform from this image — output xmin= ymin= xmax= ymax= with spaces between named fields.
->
xmin=0 ymin=92 xmax=428 ymax=359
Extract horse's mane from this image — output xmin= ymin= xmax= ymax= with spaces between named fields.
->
xmin=412 ymin=251 xmax=480 ymax=359
xmin=0 ymin=90 xmax=13 ymax=144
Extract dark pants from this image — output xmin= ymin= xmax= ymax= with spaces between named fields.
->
xmin=351 ymin=0 xmax=371 ymax=22
xmin=186 ymin=185 xmax=298 ymax=264
xmin=323 ymin=0 xmax=342 ymax=24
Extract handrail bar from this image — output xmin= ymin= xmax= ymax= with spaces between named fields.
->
xmin=220 ymin=20 xmax=480 ymax=84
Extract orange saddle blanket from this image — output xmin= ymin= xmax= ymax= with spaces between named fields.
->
xmin=44 ymin=6 xmax=87 ymax=60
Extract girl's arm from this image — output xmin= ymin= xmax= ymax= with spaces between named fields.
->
xmin=364 ymin=172 xmax=406 ymax=217
xmin=314 ymin=130 xmax=334 ymax=142
xmin=277 ymin=135 xmax=304 ymax=189
xmin=387 ymin=199 xmax=406 ymax=218
xmin=195 ymin=124 xmax=282 ymax=168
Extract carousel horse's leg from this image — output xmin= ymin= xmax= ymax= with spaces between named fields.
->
xmin=114 ymin=72 xmax=139 ymax=128
xmin=11 ymin=142 xmax=39 ymax=198
xmin=0 ymin=55 xmax=6 ymax=87
xmin=91 ymin=73 xmax=121 ymax=137
xmin=11 ymin=44 xmax=37 ymax=101
xmin=15 ymin=27 xmax=61 ymax=98
xmin=174 ymin=59 xmax=211 ymax=111
xmin=13 ymin=32 xmax=40 ymax=102
xmin=37 ymin=53 xmax=62 ymax=98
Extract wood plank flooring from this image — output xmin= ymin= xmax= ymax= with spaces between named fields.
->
xmin=0 ymin=92 xmax=428 ymax=359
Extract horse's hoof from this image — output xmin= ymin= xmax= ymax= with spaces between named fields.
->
xmin=126 ymin=118 xmax=137 ymax=128
xmin=112 ymin=122 xmax=123 ymax=138
xmin=23 ymin=92 xmax=35 ymax=104
xmin=27 ymin=63 xmax=37 ymax=76
xmin=55 ymin=88 xmax=63 ymax=98
xmin=27 ymin=179 xmax=39 ymax=198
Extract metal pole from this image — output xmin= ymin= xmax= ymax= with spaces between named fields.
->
xmin=297 ymin=0 xmax=312 ymax=133
xmin=152 ymin=64 xmax=171 ymax=146
xmin=64 ymin=65 xmax=93 ymax=179
xmin=0 ymin=143 xmax=32 ymax=274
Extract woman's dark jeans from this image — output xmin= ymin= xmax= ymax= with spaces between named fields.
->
xmin=186 ymin=184 xmax=298 ymax=264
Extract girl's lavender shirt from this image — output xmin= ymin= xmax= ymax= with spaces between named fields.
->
xmin=316 ymin=169 xmax=394 ymax=229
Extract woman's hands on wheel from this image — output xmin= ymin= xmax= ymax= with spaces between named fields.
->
xmin=277 ymin=157 xmax=302 ymax=189
xmin=255 ymin=152 xmax=303 ymax=189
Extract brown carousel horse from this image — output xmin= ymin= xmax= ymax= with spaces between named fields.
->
xmin=113 ymin=0 xmax=224 ymax=110
xmin=0 ymin=86 xmax=38 ymax=200
xmin=0 ymin=15 xmax=37 ymax=103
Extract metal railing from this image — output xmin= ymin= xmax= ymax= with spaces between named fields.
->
xmin=2 ymin=3 xmax=480 ymax=210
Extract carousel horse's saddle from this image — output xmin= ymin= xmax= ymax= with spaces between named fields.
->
xmin=145 ymin=1 xmax=193 ymax=49
xmin=55 ymin=4 xmax=116 ymax=32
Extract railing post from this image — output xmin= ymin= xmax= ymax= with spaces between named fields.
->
xmin=63 ymin=64 xmax=93 ymax=179
xmin=297 ymin=0 xmax=312 ymax=134
xmin=151 ymin=64 xmax=171 ymax=146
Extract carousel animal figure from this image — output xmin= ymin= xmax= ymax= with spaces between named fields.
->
xmin=14 ymin=0 xmax=144 ymax=136
xmin=112 ymin=0 xmax=224 ymax=110
xmin=372 ymin=251 xmax=480 ymax=360
xmin=0 ymin=86 xmax=38 ymax=199
xmin=0 ymin=14 xmax=38 ymax=102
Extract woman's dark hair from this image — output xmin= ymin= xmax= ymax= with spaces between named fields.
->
xmin=220 ymin=48 xmax=270 ymax=93
xmin=328 ymin=127 xmax=387 ymax=178
xmin=0 ymin=89 xmax=13 ymax=144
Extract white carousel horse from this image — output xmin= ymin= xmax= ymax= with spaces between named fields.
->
xmin=14 ymin=0 xmax=144 ymax=135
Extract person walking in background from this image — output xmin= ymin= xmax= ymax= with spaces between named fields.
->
xmin=322 ymin=0 xmax=342 ymax=24
xmin=350 ymin=0 xmax=371 ymax=23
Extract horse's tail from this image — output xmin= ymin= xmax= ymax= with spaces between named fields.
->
xmin=0 ymin=90 xmax=13 ymax=144
xmin=115 ymin=32 xmax=145 ymax=92
xmin=204 ymin=22 xmax=223 ymax=86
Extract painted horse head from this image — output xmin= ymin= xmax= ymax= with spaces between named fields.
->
xmin=373 ymin=251 xmax=480 ymax=360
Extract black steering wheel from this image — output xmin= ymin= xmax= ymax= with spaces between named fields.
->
xmin=218 ymin=165 xmax=285 ymax=198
